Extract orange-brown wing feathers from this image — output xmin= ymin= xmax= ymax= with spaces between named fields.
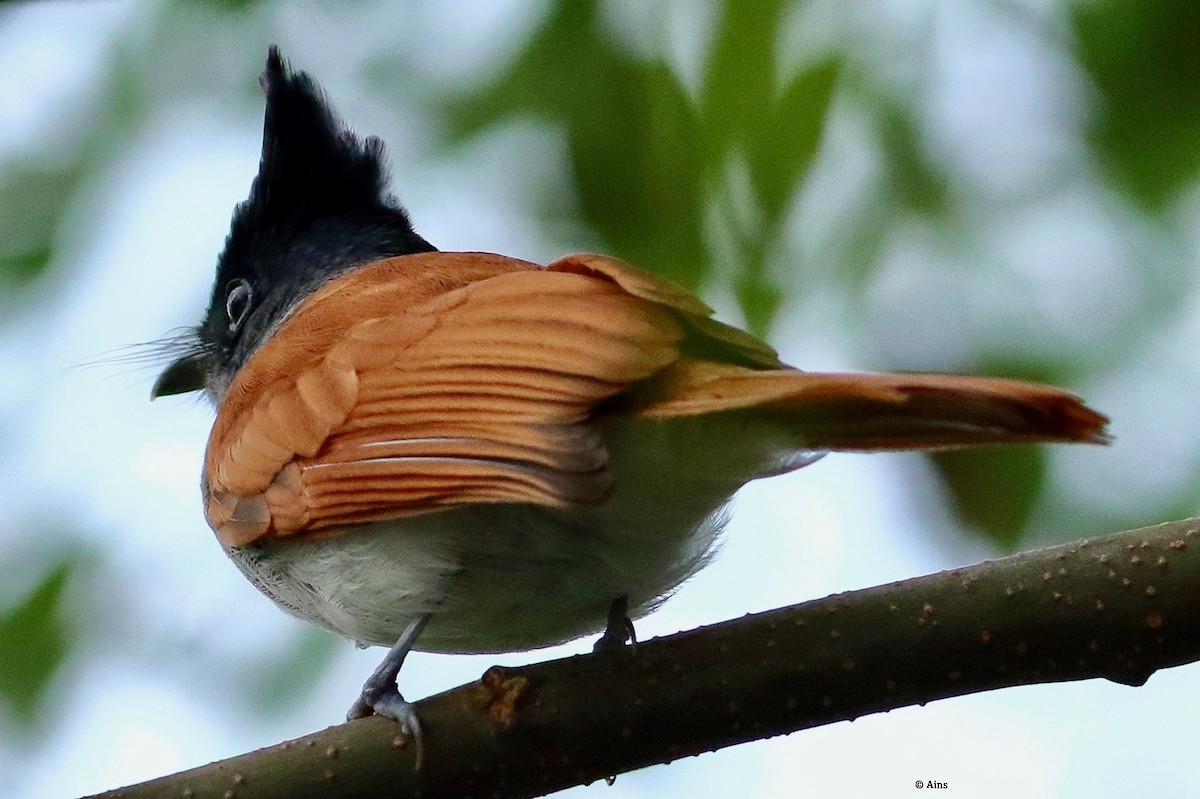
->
xmin=205 ymin=252 xmax=688 ymax=547
xmin=206 ymin=251 xmax=528 ymax=494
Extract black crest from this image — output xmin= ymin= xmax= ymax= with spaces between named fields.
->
xmin=214 ymin=46 xmax=435 ymax=300
xmin=153 ymin=46 xmax=435 ymax=401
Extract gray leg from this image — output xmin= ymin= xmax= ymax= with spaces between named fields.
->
xmin=347 ymin=614 xmax=431 ymax=763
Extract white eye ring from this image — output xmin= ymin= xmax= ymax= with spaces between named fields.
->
xmin=225 ymin=279 xmax=252 ymax=332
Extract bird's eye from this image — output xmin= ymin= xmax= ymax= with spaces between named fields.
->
xmin=225 ymin=279 xmax=253 ymax=333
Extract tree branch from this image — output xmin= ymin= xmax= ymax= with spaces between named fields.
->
xmin=85 ymin=517 xmax=1200 ymax=799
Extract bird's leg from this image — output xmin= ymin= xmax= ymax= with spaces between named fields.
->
xmin=347 ymin=613 xmax=431 ymax=763
xmin=593 ymin=595 xmax=637 ymax=653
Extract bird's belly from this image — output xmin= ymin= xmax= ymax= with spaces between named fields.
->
xmin=223 ymin=498 xmax=728 ymax=654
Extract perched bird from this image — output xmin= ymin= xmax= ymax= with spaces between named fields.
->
xmin=152 ymin=47 xmax=1108 ymax=743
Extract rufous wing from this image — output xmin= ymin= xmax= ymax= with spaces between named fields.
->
xmin=205 ymin=252 xmax=705 ymax=547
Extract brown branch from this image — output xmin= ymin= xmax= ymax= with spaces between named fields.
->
xmin=85 ymin=517 xmax=1200 ymax=799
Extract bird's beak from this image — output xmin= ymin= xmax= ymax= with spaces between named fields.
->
xmin=151 ymin=354 xmax=207 ymax=399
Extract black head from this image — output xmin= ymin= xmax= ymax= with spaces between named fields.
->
xmin=152 ymin=46 xmax=435 ymax=402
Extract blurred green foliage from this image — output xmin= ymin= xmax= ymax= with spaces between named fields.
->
xmin=444 ymin=0 xmax=839 ymax=335
xmin=0 ymin=161 xmax=83 ymax=300
xmin=1073 ymin=0 xmax=1200 ymax=208
xmin=932 ymin=447 xmax=1047 ymax=550
xmin=250 ymin=629 xmax=340 ymax=715
xmin=444 ymin=0 xmax=710 ymax=289
xmin=876 ymin=97 xmax=951 ymax=219
xmin=0 ymin=559 xmax=73 ymax=726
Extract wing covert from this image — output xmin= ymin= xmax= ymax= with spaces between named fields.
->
xmin=204 ymin=252 xmax=694 ymax=546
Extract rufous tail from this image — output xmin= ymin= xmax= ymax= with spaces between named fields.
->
xmin=633 ymin=360 xmax=1109 ymax=451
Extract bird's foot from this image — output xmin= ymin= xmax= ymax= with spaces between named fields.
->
xmin=348 ymin=677 xmax=421 ymax=730
xmin=346 ymin=614 xmax=430 ymax=768
xmin=593 ymin=595 xmax=637 ymax=654
xmin=347 ymin=680 xmax=424 ymax=767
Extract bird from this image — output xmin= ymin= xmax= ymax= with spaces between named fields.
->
xmin=151 ymin=46 xmax=1108 ymax=748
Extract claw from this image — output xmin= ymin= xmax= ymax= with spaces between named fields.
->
xmin=372 ymin=692 xmax=422 ymax=740
xmin=346 ymin=694 xmax=373 ymax=720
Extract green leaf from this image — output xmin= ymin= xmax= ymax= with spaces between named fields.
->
xmin=441 ymin=0 xmax=600 ymax=137
xmin=734 ymin=270 xmax=783 ymax=339
xmin=565 ymin=62 xmax=707 ymax=286
xmin=700 ymin=2 xmax=840 ymax=333
xmin=927 ymin=358 xmax=1070 ymax=548
xmin=1073 ymin=0 xmax=1200 ymax=207
xmin=735 ymin=56 xmax=841 ymax=334
xmin=0 ymin=249 xmax=53 ymax=288
xmin=0 ymin=561 xmax=74 ymax=723
xmin=929 ymin=446 xmax=1047 ymax=551
xmin=0 ymin=161 xmax=82 ymax=298
xmin=748 ymin=57 xmax=841 ymax=225
xmin=876 ymin=99 xmax=950 ymax=217
xmin=699 ymin=0 xmax=786 ymax=162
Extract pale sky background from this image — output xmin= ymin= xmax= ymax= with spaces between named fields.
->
xmin=2 ymin=1 xmax=1200 ymax=797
